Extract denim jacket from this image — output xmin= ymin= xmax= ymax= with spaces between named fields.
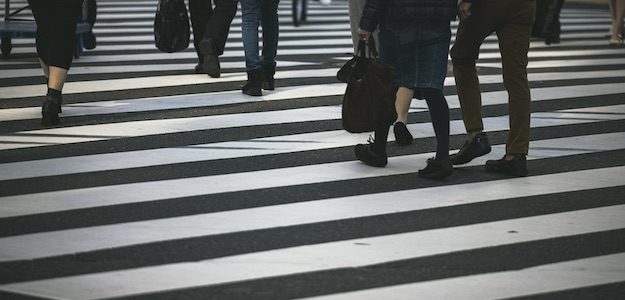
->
xmin=359 ymin=0 xmax=458 ymax=32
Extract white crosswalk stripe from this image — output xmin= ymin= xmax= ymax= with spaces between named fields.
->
xmin=0 ymin=1 xmax=623 ymax=299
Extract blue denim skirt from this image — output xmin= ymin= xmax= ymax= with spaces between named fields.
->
xmin=378 ymin=20 xmax=451 ymax=92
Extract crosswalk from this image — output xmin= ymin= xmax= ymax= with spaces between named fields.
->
xmin=0 ymin=0 xmax=624 ymax=299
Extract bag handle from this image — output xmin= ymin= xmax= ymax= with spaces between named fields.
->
xmin=356 ymin=36 xmax=379 ymax=59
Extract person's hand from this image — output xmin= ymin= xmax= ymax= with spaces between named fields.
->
xmin=458 ymin=1 xmax=472 ymax=20
xmin=358 ymin=30 xmax=371 ymax=42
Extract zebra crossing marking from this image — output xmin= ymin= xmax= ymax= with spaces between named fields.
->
xmin=304 ymin=253 xmax=625 ymax=300
xmin=1 ymin=205 xmax=623 ymax=299
xmin=2 ymin=86 xmax=624 ymax=151
xmin=0 ymin=2 xmax=623 ymax=298
xmin=2 ymin=131 xmax=624 ymax=219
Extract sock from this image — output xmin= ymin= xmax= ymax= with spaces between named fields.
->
xmin=423 ymin=88 xmax=450 ymax=160
xmin=373 ymin=125 xmax=390 ymax=155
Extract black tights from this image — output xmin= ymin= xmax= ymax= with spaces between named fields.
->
xmin=374 ymin=88 xmax=450 ymax=160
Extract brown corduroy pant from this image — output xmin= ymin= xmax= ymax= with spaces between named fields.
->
xmin=450 ymin=0 xmax=536 ymax=155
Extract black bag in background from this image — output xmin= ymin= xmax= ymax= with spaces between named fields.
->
xmin=340 ymin=37 xmax=397 ymax=133
xmin=154 ymin=0 xmax=190 ymax=53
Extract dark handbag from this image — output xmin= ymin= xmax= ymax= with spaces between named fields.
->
xmin=336 ymin=41 xmax=369 ymax=83
xmin=154 ymin=0 xmax=190 ymax=53
xmin=340 ymin=37 xmax=397 ymax=133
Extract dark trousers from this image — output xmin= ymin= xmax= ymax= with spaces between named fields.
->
xmin=188 ymin=0 xmax=238 ymax=61
xmin=28 ymin=0 xmax=82 ymax=70
xmin=450 ymin=0 xmax=536 ymax=155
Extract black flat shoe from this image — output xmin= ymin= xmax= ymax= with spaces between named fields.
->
xmin=393 ymin=122 xmax=413 ymax=146
xmin=354 ymin=142 xmax=387 ymax=167
xmin=418 ymin=158 xmax=453 ymax=179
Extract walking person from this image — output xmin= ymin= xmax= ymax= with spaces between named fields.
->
xmin=354 ymin=0 xmax=457 ymax=179
xmin=28 ymin=0 xmax=83 ymax=126
xmin=240 ymin=0 xmax=280 ymax=96
xmin=609 ymin=0 xmax=625 ymax=45
xmin=347 ymin=0 xmax=377 ymax=58
xmin=189 ymin=0 xmax=238 ymax=78
xmin=450 ymin=0 xmax=536 ymax=177
xmin=83 ymin=0 xmax=97 ymax=50
xmin=349 ymin=0 xmax=412 ymax=147
xmin=543 ymin=0 xmax=565 ymax=45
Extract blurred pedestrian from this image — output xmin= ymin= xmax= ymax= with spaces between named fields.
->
xmin=354 ymin=0 xmax=457 ymax=179
xmin=348 ymin=0 xmax=377 ymax=53
xmin=450 ymin=0 xmax=536 ymax=177
xmin=28 ymin=0 xmax=83 ymax=126
xmin=544 ymin=0 xmax=565 ymax=45
xmin=240 ymin=0 xmax=280 ymax=96
xmin=189 ymin=0 xmax=238 ymax=78
xmin=532 ymin=0 xmax=565 ymax=45
xmin=609 ymin=0 xmax=625 ymax=45
xmin=83 ymin=0 xmax=97 ymax=50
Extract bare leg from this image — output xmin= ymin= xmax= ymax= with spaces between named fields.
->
xmin=394 ymin=87 xmax=414 ymax=124
xmin=612 ymin=0 xmax=625 ymax=40
xmin=38 ymin=58 xmax=49 ymax=79
xmin=48 ymin=66 xmax=69 ymax=90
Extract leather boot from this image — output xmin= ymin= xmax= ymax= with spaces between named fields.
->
xmin=41 ymin=95 xmax=61 ymax=126
xmin=262 ymin=64 xmax=275 ymax=90
xmin=242 ymin=69 xmax=262 ymax=96
xmin=198 ymin=38 xmax=220 ymax=78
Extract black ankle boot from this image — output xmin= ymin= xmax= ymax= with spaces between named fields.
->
xmin=242 ymin=69 xmax=262 ymax=96
xmin=262 ymin=64 xmax=275 ymax=90
xmin=198 ymin=38 xmax=220 ymax=78
xmin=41 ymin=95 xmax=60 ymax=126
xmin=47 ymin=88 xmax=63 ymax=113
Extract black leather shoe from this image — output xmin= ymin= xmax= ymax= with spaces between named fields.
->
xmin=418 ymin=158 xmax=453 ymax=179
xmin=393 ymin=122 xmax=413 ymax=146
xmin=450 ymin=132 xmax=491 ymax=165
xmin=485 ymin=155 xmax=528 ymax=177
xmin=354 ymin=143 xmax=387 ymax=167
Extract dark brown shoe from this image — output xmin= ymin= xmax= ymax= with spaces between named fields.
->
xmin=485 ymin=155 xmax=528 ymax=177
xmin=450 ymin=132 xmax=491 ymax=165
